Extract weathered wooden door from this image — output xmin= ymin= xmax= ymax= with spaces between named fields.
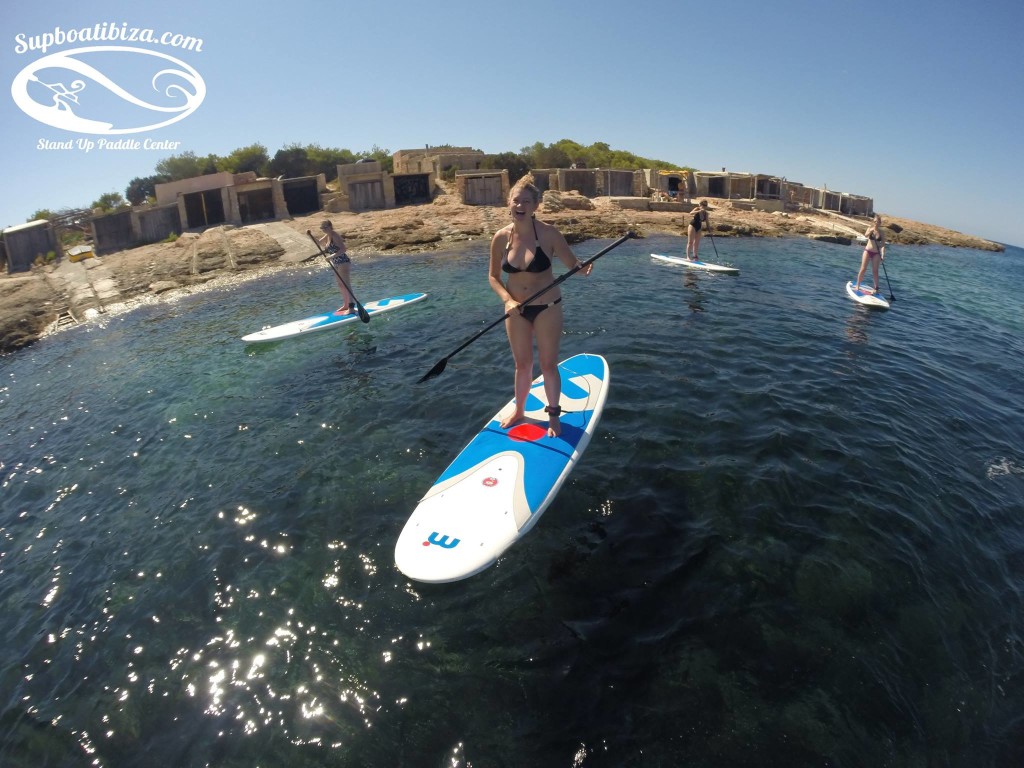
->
xmin=464 ymin=176 xmax=502 ymax=206
xmin=350 ymin=180 xmax=384 ymax=211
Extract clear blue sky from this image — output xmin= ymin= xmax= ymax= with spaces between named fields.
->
xmin=4 ymin=0 xmax=1023 ymax=246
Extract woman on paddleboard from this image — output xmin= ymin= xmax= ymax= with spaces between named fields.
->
xmin=316 ymin=220 xmax=354 ymax=313
xmin=854 ymin=214 xmax=887 ymax=294
xmin=488 ymin=175 xmax=591 ymax=438
xmin=686 ymin=200 xmax=709 ymax=261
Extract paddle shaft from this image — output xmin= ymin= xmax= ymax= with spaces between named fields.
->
xmin=306 ymin=231 xmax=371 ymax=322
xmin=702 ymin=210 xmax=720 ymax=260
xmin=880 ymin=253 xmax=895 ymax=300
xmin=419 ymin=231 xmax=634 ymax=382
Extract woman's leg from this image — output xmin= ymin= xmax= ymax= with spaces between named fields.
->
xmin=500 ymin=314 xmax=535 ymax=429
xmin=335 ymin=263 xmax=354 ymax=309
xmin=692 ymin=231 xmax=702 ymax=261
xmin=855 ymin=252 xmax=870 ymax=289
xmin=686 ymin=225 xmax=696 ymax=259
xmin=533 ymin=304 xmax=565 ymax=437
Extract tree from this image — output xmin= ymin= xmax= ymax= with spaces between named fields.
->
xmin=91 ymin=192 xmax=129 ymax=213
xmin=522 ymin=141 xmax=573 ymax=169
xmin=155 ymin=151 xmax=220 ymax=181
xmin=267 ymin=144 xmax=311 ymax=178
xmin=362 ymin=144 xmax=393 ymax=174
xmin=306 ymin=144 xmax=358 ymax=180
xmin=28 ymin=209 xmax=53 ymax=222
xmin=481 ymin=152 xmax=529 ymax=185
xmin=217 ymin=143 xmax=270 ymax=175
xmin=125 ymin=174 xmax=170 ymax=205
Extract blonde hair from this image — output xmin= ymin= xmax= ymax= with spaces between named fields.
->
xmin=509 ymin=174 xmax=541 ymax=205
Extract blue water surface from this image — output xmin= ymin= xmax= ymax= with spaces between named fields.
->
xmin=2 ymin=235 xmax=1022 ymax=767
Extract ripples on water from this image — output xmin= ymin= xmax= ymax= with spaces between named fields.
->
xmin=1 ymin=237 xmax=1022 ymax=766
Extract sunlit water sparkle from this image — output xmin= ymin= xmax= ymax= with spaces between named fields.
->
xmin=1 ymin=236 xmax=1022 ymax=767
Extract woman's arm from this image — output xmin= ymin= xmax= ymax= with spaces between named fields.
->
xmin=543 ymin=222 xmax=590 ymax=275
xmin=488 ymin=229 xmax=517 ymax=304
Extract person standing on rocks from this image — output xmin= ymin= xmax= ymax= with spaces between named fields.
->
xmin=316 ymin=220 xmax=354 ymax=313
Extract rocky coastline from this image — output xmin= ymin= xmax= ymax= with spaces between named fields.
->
xmin=0 ymin=189 xmax=1003 ymax=355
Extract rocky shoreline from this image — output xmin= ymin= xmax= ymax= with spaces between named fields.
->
xmin=0 ymin=189 xmax=1003 ymax=354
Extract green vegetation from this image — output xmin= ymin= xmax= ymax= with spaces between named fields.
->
xmin=520 ymin=139 xmax=685 ymax=173
xmin=125 ymin=174 xmax=170 ymax=205
xmin=90 ymin=191 xmax=130 ymax=213
xmin=24 ymin=138 xmax=686 ymax=223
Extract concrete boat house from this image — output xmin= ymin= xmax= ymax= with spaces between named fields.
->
xmin=3 ymin=144 xmax=874 ymax=272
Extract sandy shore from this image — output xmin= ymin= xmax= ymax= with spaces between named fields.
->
xmin=0 ymin=189 xmax=1002 ymax=354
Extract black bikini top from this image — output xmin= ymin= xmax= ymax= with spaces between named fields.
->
xmin=502 ymin=220 xmax=552 ymax=274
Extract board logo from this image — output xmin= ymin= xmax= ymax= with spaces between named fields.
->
xmin=423 ymin=532 xmax=460 ymax=549
xmin=482 ymin=477 xmax=498 ymax=487
xmin=11 ymin=45 xmax=205 ymax=135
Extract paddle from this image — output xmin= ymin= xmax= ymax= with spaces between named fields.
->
xmin=703 ymin=209 xmax=720 ymax=261
xmin=880 ymin=253 xmax=896 ymax=301
xmin=418 ymin=231 xmax=636 ymax=383
xmin=306 ymin=230 xmax=371 ymax=323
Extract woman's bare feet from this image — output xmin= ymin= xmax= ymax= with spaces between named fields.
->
xmin=544 ymin=405 xmax=562 ymax=438
xmin=500 ymin=410 xmax=525 ymax=430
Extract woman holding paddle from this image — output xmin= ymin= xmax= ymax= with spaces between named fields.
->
xmin=488 ymin=175 xmax=592 ymax=438
xmin=686 ymin=200 xmax=709 ymax=261
xmin=854 ymin=214 xmax=887 ymax=295
xmin=316 ymin=220 xmax=355 ymax=313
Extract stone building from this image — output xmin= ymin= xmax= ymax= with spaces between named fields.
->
xmin=2 ymin=219 xmax=58 ymax=273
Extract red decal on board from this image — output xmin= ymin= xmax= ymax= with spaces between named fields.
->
xmin=482 ymin=477 xmax=498 ymax=487
xmin=508 ymin=423 xmax=547 ymax=442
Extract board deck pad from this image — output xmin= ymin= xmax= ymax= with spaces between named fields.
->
xmin=395 ymin=353 xmax=610 ymax=583
xmin=651 ymin=252 xmax=739 ymax=274
xmin=845 ymin=281 xmax=889 ymax=309
xmin=241 ymin=292 xmax=427 ymax=343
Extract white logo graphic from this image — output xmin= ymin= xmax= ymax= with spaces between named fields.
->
xmin=11 ymin=46 xmax=205 ymax=135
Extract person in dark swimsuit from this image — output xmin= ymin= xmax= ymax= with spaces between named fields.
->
xmin=488 ymin=174 xmax=592 ymax=437
xmin=686 ymin=200 xmax=709 ymax=261
xmin=854 ymin=213 xmax=887 ymax=294
xmin=316 ymin=220 xmax=354 ymax=313
xmin=501 ymin=219 xmax=562 ymax=322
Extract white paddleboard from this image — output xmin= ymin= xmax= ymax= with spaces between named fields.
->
xmin=395 ymin=353 xmax=610 ymax=583
xmin=651 ymin=252 xmax=739 ymax=274
xmin=242 ymin=292 xmax=428 ymax=343
xmin=845 ymin=282 xmax=889 ymax=309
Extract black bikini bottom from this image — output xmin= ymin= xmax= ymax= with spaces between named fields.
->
xmin=518 ymin=297 xmax=562 ymax=323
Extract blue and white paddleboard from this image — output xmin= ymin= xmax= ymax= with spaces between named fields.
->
xmin=395 ymin=353 xmax=610 ymax=583
xmin=845 ymin=282 xmax=889 ymax=309
xmin=651 ymin=252 xmax=739 ymax=274
xmin=241 ymin=292 xmax=428 ymax=343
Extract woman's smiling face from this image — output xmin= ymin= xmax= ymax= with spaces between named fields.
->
xmin=510 ymin=192 xmax=537 ymax=219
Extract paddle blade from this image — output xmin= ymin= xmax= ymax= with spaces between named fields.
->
xmin=418 ymin=357 xmax=449 ymax=383
xmin=357 ymin=304 xmax=371 ymax=323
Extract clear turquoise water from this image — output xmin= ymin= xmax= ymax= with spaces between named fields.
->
xmin=2 ymin=235 xmax=1022 ymax=767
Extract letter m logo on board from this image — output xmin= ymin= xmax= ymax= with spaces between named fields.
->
xmin=427 ymin=532 xmax=461 ymax=549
